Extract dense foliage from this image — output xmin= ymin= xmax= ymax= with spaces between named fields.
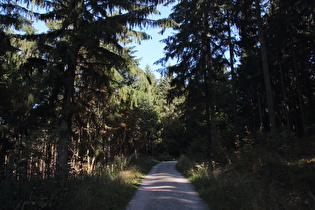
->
xmin=0 ymin=0 xmax=174 ymax=180
xmin=167 ymin=1 xmax=315 ymax=208
xmin=177 ymin=136 xmax=315 ymax=209
xmin=159 ymin=0 xmax=314 ymax=158
xmin=0 ymin=0 xmax=314 ymax=208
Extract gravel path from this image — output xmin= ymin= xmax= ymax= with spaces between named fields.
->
xmin=126 ymin=161 xmax=209 ymax=210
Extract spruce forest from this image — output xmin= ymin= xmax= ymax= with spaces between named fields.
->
xmin=0 ymin=0 xmax=314 ymax=209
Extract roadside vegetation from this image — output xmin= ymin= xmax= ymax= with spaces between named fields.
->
xmin=0 ymin=155 xmax=158 ymax=209
xmin=1 ymin=1 xmax=314 ymax=209
xmin=177 ymin=135 xmax=315 ymax=210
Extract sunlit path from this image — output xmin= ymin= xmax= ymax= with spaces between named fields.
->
xmin=126 ymin=161 xmax=209 ymax=210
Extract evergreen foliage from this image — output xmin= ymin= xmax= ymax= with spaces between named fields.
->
xmin=160 ymin=0 xmax=314 ymax=158
xmin=0 ymin=0 xmax=314 ymax=208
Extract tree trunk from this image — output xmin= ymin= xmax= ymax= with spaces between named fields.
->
xmin=202 ymin=9 xmax=216 ymax=155
xmin=292 ymin=45 xmax=306 ymax=135
xmin=57 ymin=92 xmax=72 ymax=179
xmin=279 ymin=62 xmax=291 ymax=130
xmin=106 ymin=134 xmax=111 ymax=166
xmin=255 ymin=0 xmax=278 ymax=136
xmin=257 ymin=93 xmax=264 ymax=131
xmin=56 ymin=57 xmax=77 ymax=180
xmin=0 ymin=136 xmax=9 ymax=180
xmin=227 ymin=9 xmax=238 ymax=134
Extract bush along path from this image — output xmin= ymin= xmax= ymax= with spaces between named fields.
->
xmin=0 ymin=155 xmax=157 ymax=209
xmin=126 ymin=161 xmax=209 ymax=210
xmin=176 ymin=137 xmax=315 ymax=210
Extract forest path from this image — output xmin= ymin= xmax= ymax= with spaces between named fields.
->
xmin=126 ymin=161 xmax=209 ymax=210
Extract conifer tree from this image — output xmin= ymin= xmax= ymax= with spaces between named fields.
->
xmin=159 ymin=0 xmax=228 ymax=155
xmin=22 ymin=0 xmax=169 ymax=179
xmin=254 ymin=0 xmax=278 ymax=136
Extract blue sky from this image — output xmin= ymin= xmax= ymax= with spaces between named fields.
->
xmin=131 ymin=4 xmax=174 ymax=72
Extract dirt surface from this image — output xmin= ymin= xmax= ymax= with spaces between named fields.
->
xmin=126 ymin=161 xmax=209 ymax=210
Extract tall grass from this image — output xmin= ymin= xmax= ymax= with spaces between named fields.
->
xmin=177 ymin=136 xmax=315 ymax=210
xmin=0 ymin=155 xmax=157 ymax=209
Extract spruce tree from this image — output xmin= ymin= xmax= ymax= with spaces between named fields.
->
xmin=159 ymin=0 xmax=228 ymax=155
xmin=23 ymin=0 xmax=168 ymax=179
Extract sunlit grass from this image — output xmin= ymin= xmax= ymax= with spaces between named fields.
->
xmin=119 ymin=169 xmax=144 ymax=189
xmin=286 ymin=157 xmax=315 ymax=166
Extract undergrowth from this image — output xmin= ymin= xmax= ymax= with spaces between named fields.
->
xmin=177 ymin=135 xmax=315 ymax=210
xmin=0 ymin=154 xmax=158 ymax=210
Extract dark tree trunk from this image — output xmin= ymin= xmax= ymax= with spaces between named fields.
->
xmin=255 ymin=0 xmax=278 ymax=136
xmin=202 ymin=9 xmax=216 ymax=155
xmin=292 ymin=45 xmax=306 ymax=135
xmin=227 ymin=9 xmax=238 ymax=134
xmin=279 ymin=62 xmax=292 ymax=130
xmin=257 ymin=93 xmax=264 ymax=131
xmin=56 ymin=57 xmax=77 ymax=180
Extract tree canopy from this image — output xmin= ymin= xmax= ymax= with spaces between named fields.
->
xmin=0 ymin=0 xmax=314 ymax=182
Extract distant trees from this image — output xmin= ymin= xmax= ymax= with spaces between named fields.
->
xmin=158 ymin=0 xmax=229 ymax=155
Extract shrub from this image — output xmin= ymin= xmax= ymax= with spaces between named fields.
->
xmin=176 ymin=155 xmax=194 ymax=175
xmin=176 ymin=139 xmax=315 ymax=210
xmin=0 ymin=155 xmax=157 ymax=210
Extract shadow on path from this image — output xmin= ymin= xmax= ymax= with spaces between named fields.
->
xmin=126 ymin=161 xmax=209 ymax=210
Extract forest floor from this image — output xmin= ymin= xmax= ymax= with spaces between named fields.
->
xmin=126 ymin=161 xmax=209 ymax=210
xmin=177 ymin=135 xmax=315 ymax=209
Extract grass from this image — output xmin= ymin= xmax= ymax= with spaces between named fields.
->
xmin=177 ymin=135 xmax=315 ymax=210
xmin=0 ymin=155 xmax=158 ymax=210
